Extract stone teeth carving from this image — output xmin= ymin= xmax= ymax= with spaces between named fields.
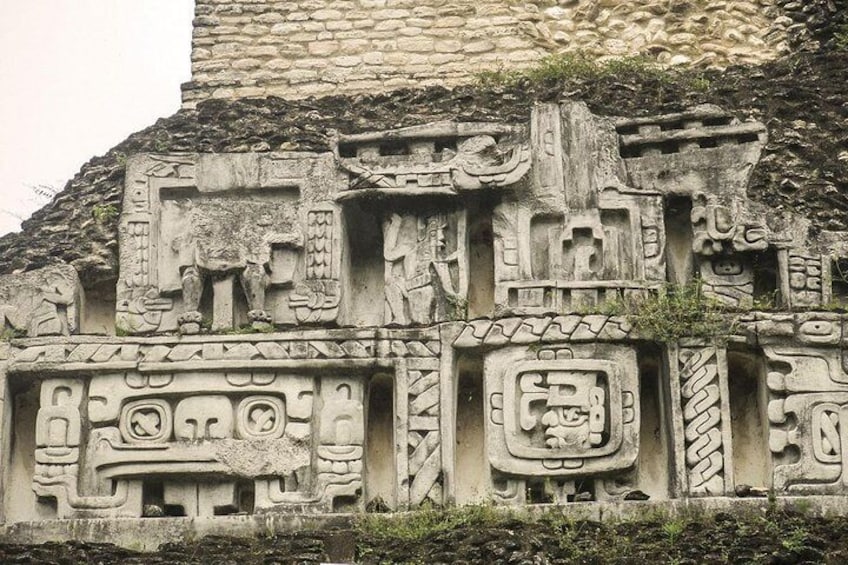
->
xmin=785 ymin=252 xmax=826 ymax=309
xmin=289 ymin=207 xmax=341 ymax=324
xmin=0 ymin=264 xmax=81 ymax=337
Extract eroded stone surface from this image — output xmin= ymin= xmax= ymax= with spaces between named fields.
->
xmin=3 ymin=100 xmax=848 ymax=533
xmin=0 ymin=265 xmax=81 ymax=337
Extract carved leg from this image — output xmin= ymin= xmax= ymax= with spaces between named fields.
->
xmin=407 ymin=286 xmax=433 ymax=325
xmin=240 ymin=263 xmax=271 ymax=330
xmin=430 ymin=262 xmax=461 ymax=322
xmin=178 ymin=266 xmax=203 ymax=334
xmin=384 ymin=281 xmax=408 ymax=325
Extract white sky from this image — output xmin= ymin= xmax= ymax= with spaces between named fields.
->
xmin=0 ymin=0 xmax=195 ymax=236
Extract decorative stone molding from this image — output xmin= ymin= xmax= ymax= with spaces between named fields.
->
xmin=5 ymin=101 xmax=848 ymax=532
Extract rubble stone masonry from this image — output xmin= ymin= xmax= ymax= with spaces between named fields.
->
xmin=183 ymin=0 xmax=794 ymax=107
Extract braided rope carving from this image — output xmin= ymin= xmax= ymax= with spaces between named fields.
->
xmin=679 ymin=346 xmax=725 ymax=495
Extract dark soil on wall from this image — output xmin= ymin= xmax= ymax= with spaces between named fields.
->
xmin=1 ymin=46 xmax=846 ymax=287
xmin=2 ymin=508 xmax=848 ymax=564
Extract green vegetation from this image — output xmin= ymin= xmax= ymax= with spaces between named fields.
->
xmin=0 ymin=327 xmax=26 ymax=341
xmin=834 ymin=23 xmax=848 ymax=50
xmin=92 ymin=203 xmax=119 ymax=223
xmin=357 ymin=504 xmax=503 ymax=543
xmin=445 ymin=294 xmax=468 ymax=321
xmin=352 ymin=505 xmax=838 ymax=564
xmin=477 ymin=52 xmax=710 ymax=92
xmin=662 ymin=519 xmax=685 ymax=545
xmin=602 ymin=280 xmax=732 ymax=342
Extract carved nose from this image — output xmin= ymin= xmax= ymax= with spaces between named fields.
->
xmin=174 ymin=396 xmax=234 ymax=441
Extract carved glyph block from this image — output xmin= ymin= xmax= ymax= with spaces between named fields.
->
xmin=484 ymin=344 xmax=639 ymax=478
xmin=765 ymin=344 xmax=848 ymax=494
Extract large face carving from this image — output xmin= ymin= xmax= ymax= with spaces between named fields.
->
xmin=485 ymin=344 xmax=639 ymax=477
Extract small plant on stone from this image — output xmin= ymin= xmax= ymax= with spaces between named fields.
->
xmin=662 ymin=519 xmax=685 ymax=545
xmin=0 ymin=327 xmax=26 ymax=341
xmin=92 ymin=204 xmax=119 ymax=223
xmin=617 ymin=280 xmax=732 ymax=342
xmin=781 ymin=525 xmax=810 ymax=552
xmin=445 ymin=294 xmax=468 ymax=321
xmin=833 ymin=22 xmax=848 ymax=50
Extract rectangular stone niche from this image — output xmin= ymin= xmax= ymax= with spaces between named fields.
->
xmin=634 ymin=346 xmax=671 ymax=500
xmin=365 ymin=373 xmax=395 ymax=511
xmin=5 ymin=381 xmax=51 ymax=524
xmin=727 ymin=349 xmax=771 ymax=490
xmin=454 ymin=354 xmax=487 ymax=505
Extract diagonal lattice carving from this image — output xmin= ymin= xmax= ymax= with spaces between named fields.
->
xmin=407 ymin=367 xmax=442 ymax=506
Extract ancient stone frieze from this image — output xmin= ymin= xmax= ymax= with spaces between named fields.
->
xmin=765 ymin=343 xmax=848 ymax=494
xmin=7 ymin=101 xmax=848 ymax=527
xmin=118 ymin=152 xmax=341 ymax=334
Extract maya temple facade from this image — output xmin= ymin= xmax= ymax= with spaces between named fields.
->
xmin=1 ymin=0 xmax=846 ymax=547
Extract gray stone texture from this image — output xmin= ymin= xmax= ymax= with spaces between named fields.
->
xmin=3 ymin=100 xmax=848 ymax=533
xmin=183 ymin=0 xmax=801 ymax=106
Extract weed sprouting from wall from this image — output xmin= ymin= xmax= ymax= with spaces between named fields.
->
xmin=476 ymin=52 xmax=711 ymax=93
xmin=603 ymin=281 xmax=732 ymax=343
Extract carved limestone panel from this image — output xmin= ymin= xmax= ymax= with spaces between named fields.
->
xmin=383 ymin=210 xmax=468 ymax=325
xmin=484 ymin=343 xmax=639 ymax=479
xmin=784 ymin=252 xmax=827 ymax=309
xmin=699 ymin=254 xmax=754 ymax=309
xmin=29 ymin=370 xmax=375 ymax=517
xmin=493 ymin=103 xmax=665 ymax=316
xmin=17 ymin=98 xmax=848 ymax=528
xmin=336 ymin=122 xmax=530 ymax=198
xmin=669 ymin=344 xmax=734 ymax=497
xmin=765 ymin=344 xmax=848 ymax=494
xmin=118 ymin=152 xmax=342 ymax=334
xmin=0 ymin=264 xmax=81 ymax=337
xmin=405 ymin=358 xmax=443 ymax=507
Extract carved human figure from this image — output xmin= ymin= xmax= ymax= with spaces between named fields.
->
xmin=0 ymin=271 xmax=75 ymax=337
xmin=384 ymin=212 xmax=460 ymax=325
